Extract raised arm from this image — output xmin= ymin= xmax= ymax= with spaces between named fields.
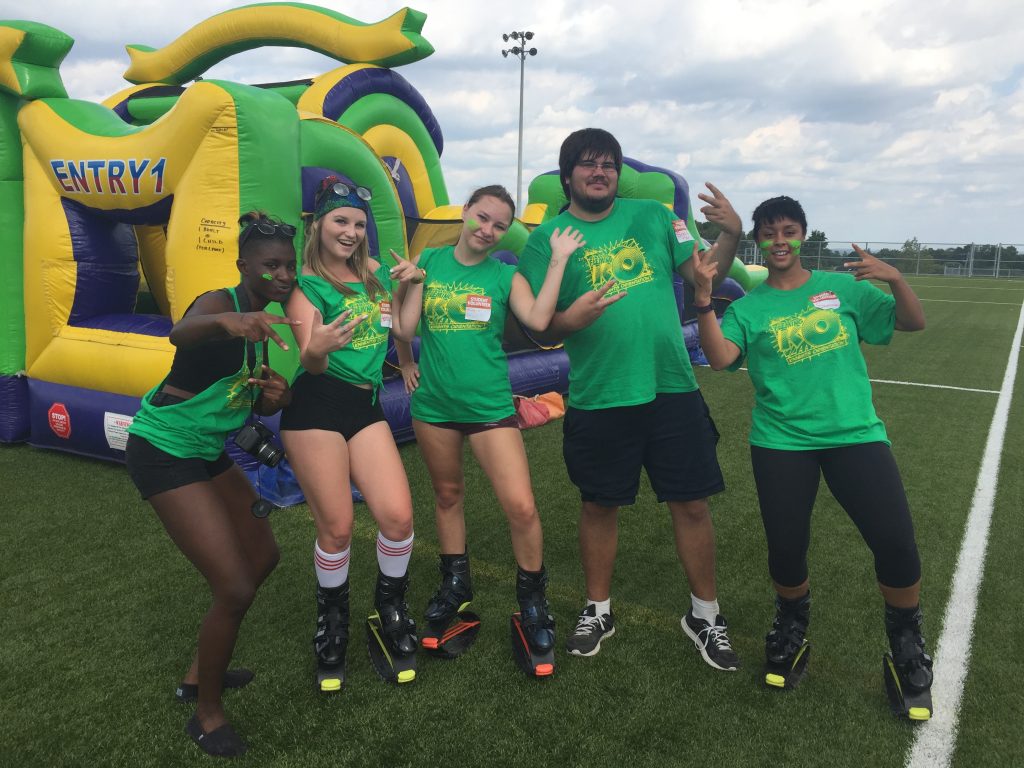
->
xmin=509 ymin=226 xmax=584 ymax=331
xmin=388 ymin=249 xmax=425 ymax=342
xmin=286 ymin=286 xmax=365 ymax=375
xmin=691 ymin=243 xmax=742 ymax=370
xmin=845 ymin=244 xmax=926 ymax=332
xmin=677 ymin=182 xmax=742 ymax=288
xmin=169 ymin=290 xmax=299 ymax=351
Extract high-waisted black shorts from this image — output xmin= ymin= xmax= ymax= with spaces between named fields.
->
xmin=279 ymin=372 xmax=386 ymax=440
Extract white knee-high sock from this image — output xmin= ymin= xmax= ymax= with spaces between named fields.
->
xmin=376 ymin=532 xmax=414 ymax=577
xmin=314 ymin=541 xmax=350 ymax=588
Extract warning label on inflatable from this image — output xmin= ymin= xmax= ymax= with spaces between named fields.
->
xmin=104 ymin=412 xmax=133 ymax=451
xmin=48 ymin=403 xmax=71 ymax=439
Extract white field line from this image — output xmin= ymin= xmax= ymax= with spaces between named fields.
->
xmin=870 ymin=379 xmax=999 ymax=395
xmin=919 ymin=299 xmax=1020 ymax=305
xmin=907 ymin=284 xmax=1024 ymax=291
xmin=733 ymin=368 xmax=999 ymax=395
xmin=905 ymin=300 xmax=1024 ymax=768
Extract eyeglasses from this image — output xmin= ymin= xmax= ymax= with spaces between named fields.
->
xmin=577 ymin=160 xmax=619 ymax=174
xmin=238 ymin=215 xmax=297 ymax=247
xmin=318 ymin=181 xmax=373 ymax=203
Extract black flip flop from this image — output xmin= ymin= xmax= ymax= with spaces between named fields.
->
xmin=185 ymin=714 xmax=248 ymax=758
xmin=175 ymin=668 xmax=254 ymax=703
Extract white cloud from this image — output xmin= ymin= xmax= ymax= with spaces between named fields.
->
xmin=5 ymin=0 xmax=1024 ymax=242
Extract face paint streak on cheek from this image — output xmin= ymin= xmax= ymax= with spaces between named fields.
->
xmin=261 ymin=273 xmax=273 ymax=280
xmin=788 ymin=240 xmax=802 ymax=256
xmin=758 ymin=239 xmax=773 ymax=253
xmin=466 ymin=218 xmax=480 ymax=231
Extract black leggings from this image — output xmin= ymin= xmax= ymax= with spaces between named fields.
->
xmin=751 ymin=442 xmax=921 ymax=589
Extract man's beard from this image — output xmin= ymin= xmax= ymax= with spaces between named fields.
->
xmin=573 ymin=186 xmax=615 ymax=214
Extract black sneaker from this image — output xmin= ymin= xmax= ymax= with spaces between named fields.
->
xmin=682 ymin=610 xmax=741 ymax=671
xmin=565 ymin=604 xmax=615 ymax=657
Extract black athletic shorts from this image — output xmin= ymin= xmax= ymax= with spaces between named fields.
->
xmin=420 ymin=413 xmax=519 ymax=435
xmin=562 ymin=390 xmax=724 ymax=507
xmin=125 ymin=433 xmax=234 ymax=500
xmin=279 ymin=372 xmax=385 ymax=440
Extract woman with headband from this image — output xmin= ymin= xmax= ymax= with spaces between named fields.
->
xmin=281 ymin=176 xmax=424 ymax=690
xmin=126 ymin=212 xmax=299 ymax=757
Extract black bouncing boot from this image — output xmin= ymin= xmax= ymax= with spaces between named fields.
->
xmin=764 ymin=591 xmax=811 ymax=689
xmin=510 ymin=565 xmax=556 ymax=677
xmin=313 ymin=581 xmax=349 ymax=693
xmin=883 ymin=603 xmax=934 ymax=721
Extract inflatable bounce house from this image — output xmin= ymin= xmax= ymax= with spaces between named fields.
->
xmin=0 ymin=5 xmax=764 ymax=504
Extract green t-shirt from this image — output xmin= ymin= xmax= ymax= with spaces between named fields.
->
xmin=719 ymin=270 xmax=896 ymax=450
xmin=411 ymin=245 xmax=517 ymax=423
xmin=295 ymin=265 xmax=393 ymax=390
xmin=128 ymin=287 xmax=262 ymax=460
xmin=517 ymin=197 xmax=700 ymax=409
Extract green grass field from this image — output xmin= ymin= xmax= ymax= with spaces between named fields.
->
xmin=2 ymin=276 xmax=1022 ymax=767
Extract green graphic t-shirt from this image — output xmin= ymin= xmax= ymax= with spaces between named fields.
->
xmin=129 ymin=286 xmax=262 ymax=460
xmin=411 ymin=245 xmax=518 ymax=423
xmin=517 ymin=197 xmax=701 ymax=409
xmin=295 ymin=264 xmax=393 ymax=391
xmin=719 ymin=270 xmax=896 ymax=449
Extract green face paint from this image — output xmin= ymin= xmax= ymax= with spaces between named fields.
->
xmin=465 ymin=217 xmax=480 ymax=231
xmin=261 ymin=273 xmax=273 ymax=280
xmin=758 ymin=239 xmax=802 ymax=256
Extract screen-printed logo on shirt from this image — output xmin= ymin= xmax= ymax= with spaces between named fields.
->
xmin=342 ymin=293 xmax=389 ymax=350
xmin=582 ymin=237 xmax=653 ymax=295
xmin=423 ymin=282 xmax=492 ymax=332
xmin=769 ymin=306 xmax=849 ymax=365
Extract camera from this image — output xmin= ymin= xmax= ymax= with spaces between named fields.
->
xmin=233 ymin=421 xmax=284 ymax=467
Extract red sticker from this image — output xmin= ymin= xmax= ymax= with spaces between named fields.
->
xmin=48 ymin=402 xmax=71 ymax=439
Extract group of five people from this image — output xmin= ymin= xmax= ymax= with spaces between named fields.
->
xmin=125 ymin=127 xmax=933 ymax=757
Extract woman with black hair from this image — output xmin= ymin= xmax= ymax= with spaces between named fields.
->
xmin=126 ymin=212 xmax=299 ymax=756
xmin=692 ymin=195 xmax=933 ymax=718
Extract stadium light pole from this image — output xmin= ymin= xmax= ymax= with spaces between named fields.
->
xmin=501 ymin=31 xmax=537 ymax=215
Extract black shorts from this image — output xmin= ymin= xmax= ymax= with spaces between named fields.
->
xmin=420 ymin=414 xmax=519 ymax=435
xmin=280 ymin=372 xmax=386 ymax=440
xmin=125 ymin=433 xmax=234 ymax=500
xmin=562 ymin=390 xmax=724 ymax=507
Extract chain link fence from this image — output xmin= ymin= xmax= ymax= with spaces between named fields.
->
xmin=738 ymin=240 xmax=1024 ymax=278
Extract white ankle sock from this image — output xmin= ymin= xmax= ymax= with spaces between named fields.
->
xmin=691 ymin=594 xmax=720 ymax=624
xmin=587 ymin=598 xmax=611 ymax=617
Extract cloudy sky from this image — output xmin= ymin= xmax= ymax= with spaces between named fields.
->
xmin=9 ymin=0 xmax=1024 ymax=244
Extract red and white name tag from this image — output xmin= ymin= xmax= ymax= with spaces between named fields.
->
xmin=810 ymin=291 xmax=840 ymax=310
xmin=380 ymin=300 xmax=393 ymax=328
xmin=465 ymin=295 xmax=492 ymax=322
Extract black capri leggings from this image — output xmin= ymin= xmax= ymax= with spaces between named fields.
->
xmin=750 ymin=442 xmax=921 ymax=589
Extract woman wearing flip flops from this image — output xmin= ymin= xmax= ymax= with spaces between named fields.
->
xmin=125 ymin=212 xmax=299 ymax=757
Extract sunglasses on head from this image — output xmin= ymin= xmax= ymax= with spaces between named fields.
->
xmin=238 ymin=215 xmax=297 ymax=247
xmin=318 ymin=180 xmax=373 ymax=203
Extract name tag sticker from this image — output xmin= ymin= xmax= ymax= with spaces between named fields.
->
xmin=380 ymin=300 xmax=393 ymax=328
xmin=672 ymin=219 xmax=694 ymax=244
xmin=465 ymin=295 xmax=492 ymax=322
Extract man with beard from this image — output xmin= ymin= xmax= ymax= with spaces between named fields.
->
xmin=517 ymin=128 xmax=743 ymax=670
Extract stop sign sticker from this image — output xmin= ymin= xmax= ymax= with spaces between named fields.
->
xmin=48 ymin=402 xmax=71 ymax=439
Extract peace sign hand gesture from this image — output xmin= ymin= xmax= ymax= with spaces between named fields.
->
xmin=306 ymin=308 xmax=367 ymax=358
xmin=388 ymin=249 xmax=426 ymax=285
xmin=844 ymin=244 xmax=902 ymax=283
xmin=691 ymin=242 xmax=720 ymax=303
xmin=697 ymin=182 xmax=742 ymax=238
xmin=223 ymin=311 xmax=301 ymax=351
